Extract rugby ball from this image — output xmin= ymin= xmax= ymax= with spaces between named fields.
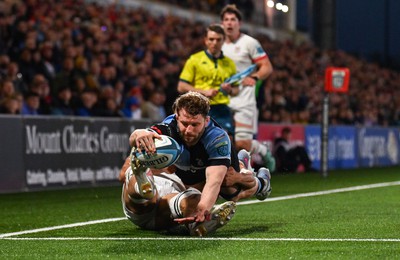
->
xmin=132 ymin=135 xmax=182 ymax=169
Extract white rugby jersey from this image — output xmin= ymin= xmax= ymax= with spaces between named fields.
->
xmin=222 ymin=33 xmax=268 ymax=109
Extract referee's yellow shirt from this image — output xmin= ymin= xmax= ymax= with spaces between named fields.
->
xmin=179 ymin=50 xmax=237 ymax=105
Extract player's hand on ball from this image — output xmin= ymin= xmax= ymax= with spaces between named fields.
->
xmin=134 ymin=130 xmax=161 ymax=155
xmin=132 ymin=135 xmax=182 ymax=169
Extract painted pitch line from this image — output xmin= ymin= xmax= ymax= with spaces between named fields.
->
xmin=238 ymin=180 xmax=400 ymax=205
xmin=0 ymin=218 xmax=125 ymax=239
xmin=2 ymin=237 xmax=400 ymax=242
xmin=1 ymin=180 xmax=399 ymax=239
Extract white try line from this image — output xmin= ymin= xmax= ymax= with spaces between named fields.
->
xmin=1 ymin=180 xmax=399 ymax=239
xmin=237 ymin=180 xmax=400 ymax=205
xmin=0 ymin=218 xmax=125 ymax=239
xmin=2 ymin=237 xmax=400 ymax=242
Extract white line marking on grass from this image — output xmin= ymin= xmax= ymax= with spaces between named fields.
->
xmin=2 ymin=237 xmax=400 ymax=242
xmin=1 ymin=180 xmax=399 ymax=239
xmin=0 ymin=218 xmax=125 ymax=239
xmin=237 ymin=180 xmax=400 ymax=206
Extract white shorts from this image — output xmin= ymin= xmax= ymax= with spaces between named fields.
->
xmin=229 ymin=85 xmax=258 ymax=140
xmin=231 ymin=104 xmax=258 ymax=140
xmin=122 ymin=172 xmax=186 ymax=230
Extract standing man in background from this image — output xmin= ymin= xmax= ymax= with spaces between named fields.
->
xmin=177 ymin=24 xmax=239 ymax=139
xmin=221 ymin=4 xmax=276 ymax=172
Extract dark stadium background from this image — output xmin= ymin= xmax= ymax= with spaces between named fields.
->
xmin=297 ymin=0 xmax=400 ymax=70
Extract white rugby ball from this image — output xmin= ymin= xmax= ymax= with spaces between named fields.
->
xmin=133 ymin=135 xmax=182 ymax=169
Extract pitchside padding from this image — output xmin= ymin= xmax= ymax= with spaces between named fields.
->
xmin=0 ymin=115 xmax=152 ymax=193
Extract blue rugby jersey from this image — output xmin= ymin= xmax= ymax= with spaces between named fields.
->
xmin=150 ymin=114 xmax=240 ymax=185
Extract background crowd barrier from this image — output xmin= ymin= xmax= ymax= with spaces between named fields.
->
xmin=0 ymin=115 xmax=152 ymax=194
xmin=258 ymin=123 xmax=400 ymax=171
xmin=1 ymin=117 xmax=399 ymax=193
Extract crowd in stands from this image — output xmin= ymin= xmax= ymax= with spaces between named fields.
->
xmin=1 ymin=0 xmax=400 ymax=126
xmin=154 ymin=0 xmax=254 ymax=22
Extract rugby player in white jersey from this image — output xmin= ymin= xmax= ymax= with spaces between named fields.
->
xmin=221 ymin=4 xmax=276 ymax=172
xmin=120 ymin=157 xmax=237 ymax=237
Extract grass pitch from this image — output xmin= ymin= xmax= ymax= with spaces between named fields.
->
xmin=1 ymin=167 xmax=399 ymax=259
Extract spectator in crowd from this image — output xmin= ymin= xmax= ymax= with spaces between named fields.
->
xmin=0 ymin=78 xmax=24 ymax=117
xmin=5 ymin=62 xmax=28 ymax=94
xmin=0 ymin=54 xmax=10 ymax=80
xmin=0 ymin=79 xmax=17 ymax=102
xmin=21 ymin=91 xmax=40 ymax=116
xmin=102 ymin=97 xmax=124 ymax=117
xmin=39 ymin=41 xmax=57 ymax=81
xmin=121 ymin=96 xmax=142 ymax=119
xmin=122 ymin=62 xmax=139 ymax=96
xmin=177 ymin=24 xmax=238 ymax=138
xmin=52 ymin=57 xmax=76 ymax=96
xmin=85 ymin=59 xmax=102 ymax=91
xmin=0 ymin=96 xmax=20 ymax=114
xmin=96 ymin=85 xmax=123 ymax=117
xmin=273 ymin=127 xmax=314 ymax=173
xmin=99 ymin=66 xmax=114 ymax=88
xmin=141 ymin=88 xmax=167 ymax=122
xmin=155 ymin=0 xmax=254 ymax=21
xmin=18 ymin=49 xmax=36 ymax=85
xmin=29 ymin=74 xmax=52 ymax=115
xmin=51 ymin=85 xmax=75 ymax=116
xmin=220 ymin=4 xmax=276 ymax=172
xmin=31 ymin=49 xmax=53 ymax=83
xmin=75 ymin=88 xmax=101 ymax=117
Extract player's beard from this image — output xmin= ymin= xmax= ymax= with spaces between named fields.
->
xmin=181 ymin=133 xmax=199 ymax=146
xmin=181 ymin=127 xmax=205 ymax=147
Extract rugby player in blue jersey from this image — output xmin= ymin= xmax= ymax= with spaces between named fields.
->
xmin=128 ymin=91 xmax=271 ymax=227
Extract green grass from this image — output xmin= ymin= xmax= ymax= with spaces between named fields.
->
xmin=1 ymin=167 xmax=400 ymax=259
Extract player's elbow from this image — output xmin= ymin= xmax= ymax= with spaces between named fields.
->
xmin=177 ymin=81 xmax=188 ymax=93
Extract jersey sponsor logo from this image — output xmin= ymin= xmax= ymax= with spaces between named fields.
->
xmin=216 ymin=141 xmax=229 ymax=156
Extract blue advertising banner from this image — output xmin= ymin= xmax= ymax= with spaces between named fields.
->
xmin=357 ymin=127 xmax=400 ymax=167
xmin=330 ymin=126 xmax=358 ymax=169
xmin=305 ymin=126 xmax=358 ymax=170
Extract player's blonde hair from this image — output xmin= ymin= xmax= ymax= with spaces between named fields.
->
xmin=172 ymin=91 xmax=210 ymax=117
